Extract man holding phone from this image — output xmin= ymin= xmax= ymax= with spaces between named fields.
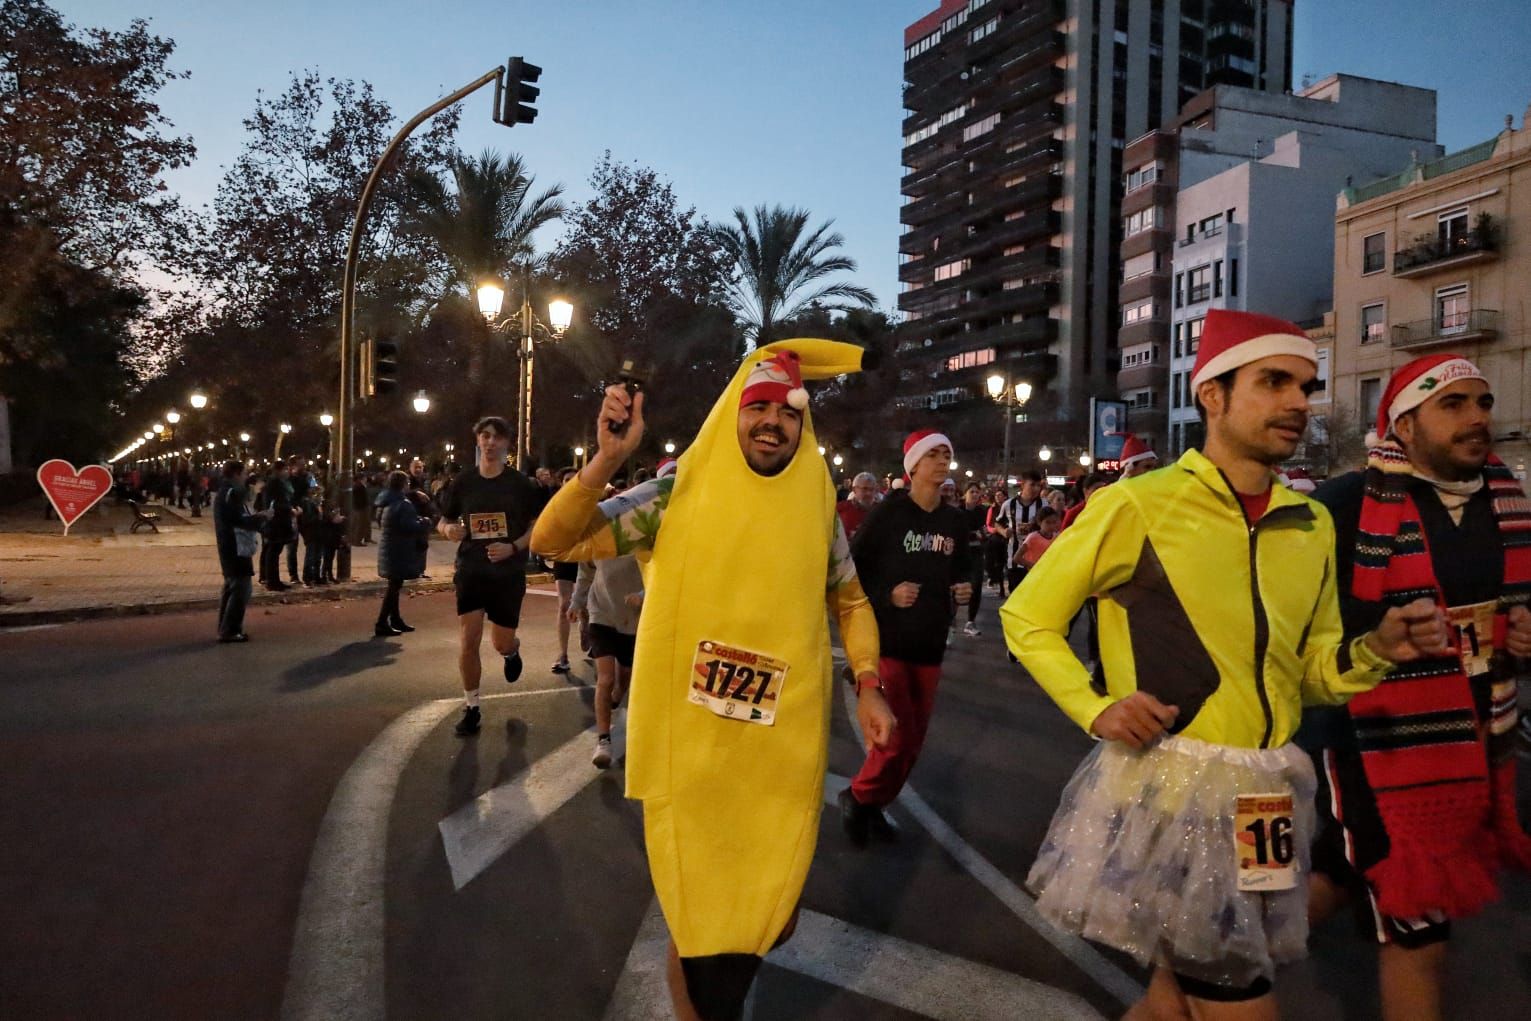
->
xmin=437 ymin=416 xmax=542 ymax=737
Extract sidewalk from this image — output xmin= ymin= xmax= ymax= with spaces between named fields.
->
xmin=0 ymin=496 xmax=475 ymax=626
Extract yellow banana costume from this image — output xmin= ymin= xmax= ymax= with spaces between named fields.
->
xmin=532 ymin=338 xmax=881 ymax=958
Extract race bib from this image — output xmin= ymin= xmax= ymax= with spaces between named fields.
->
xmin=1234 ymin=792 xmax=1297 ymax=892
xmin=1446 ymin=600 xmax=1496 ymax=677
xmin=688 ymin=640 xmax=788 ymax=726
xmin=468 ymin=512 xmax=509 ymax=540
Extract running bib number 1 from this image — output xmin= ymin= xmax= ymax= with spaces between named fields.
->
xmin=1235 ymin=792 xmax=1297 ymax=892
xmin=688 ymin=640 xmax=788 ymax=726
xmin=1446 ymin=600 xmax=1496 ymax=678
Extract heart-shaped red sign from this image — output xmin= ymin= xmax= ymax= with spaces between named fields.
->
xmin=36 ymin=459 xmax=114 ymax=534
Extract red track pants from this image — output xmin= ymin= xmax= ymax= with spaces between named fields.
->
xmin=850 ymin=657 xmax=943 ymax=808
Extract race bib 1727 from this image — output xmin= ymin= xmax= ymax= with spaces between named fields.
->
xmin=688 ymin=640 xmax=789 ymax=726
xmin=1234 ymin=792 xmax=1297 ymax=892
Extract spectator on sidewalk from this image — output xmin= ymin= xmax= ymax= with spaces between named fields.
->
xmin=374 ymin=471 xmax=431 ymax=637
xmin=259 ymin=462 xmax=296 ymax=591
xmin=214 ymin=460 xmax=270 ymax=643
xmin=350 ymin=475 xmax=372 ymax=547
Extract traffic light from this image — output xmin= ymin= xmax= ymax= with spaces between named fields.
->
xmin=363 ymin=333 xmax=399 ymax=398
xmin=499 ymin=56 xmax=541 ymax=126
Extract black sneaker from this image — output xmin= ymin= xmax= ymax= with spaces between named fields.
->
xmin=388 ymin=619 xmax=416 ymax=633
xmin=866 ymin=807 xmax=900 ymax=843
xmin=454 ymin=706 xmax=481 ymax=737
xmin=551 ymin=658 xmax=571 ymax=674
xmin=503 ymin=650 xmax=523 ymax=684
xmin=837 ymin=787 xmax=869 ymax=848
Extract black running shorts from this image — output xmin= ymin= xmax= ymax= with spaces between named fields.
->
xmin=454 ymin=568 xmax=526 ymax=628
xmin=587 ymin=623 xmax=636 ymax=668
xmin=552 ymin=560 xmax=579 ymax=583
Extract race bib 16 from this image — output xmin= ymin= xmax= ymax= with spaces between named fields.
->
xmin=1235 ymin=792 xmax=1297 ymax=892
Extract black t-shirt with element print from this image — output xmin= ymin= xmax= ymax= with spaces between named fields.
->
xmin=851 ymin=496 xmax=971 ymax=665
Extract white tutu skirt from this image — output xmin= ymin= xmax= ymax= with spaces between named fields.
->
xmin=1028 ymin=735 xmax=1317 ymax=989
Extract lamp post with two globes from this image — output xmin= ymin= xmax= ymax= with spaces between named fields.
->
xmin=986 ymin=374 xmax=1034 ymax=482
xmin=477 ymin=272 xmax=573 ymax=470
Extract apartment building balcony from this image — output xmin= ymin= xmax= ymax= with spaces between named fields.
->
xmin=1121 ymin=181 xmax=1176 ymax=217
xmin=1122 ymin=226 xmax=1174 ymax=261
xmin=968 ymin=64 xmax=1065 ymax=122
xmin=1390 ymin=309 xmax=1500 ymax=350
xmin=965 ymin=101 xmax=1064 ymax=158
xmin=985 ymin=136 xmax=1063 ymax=182
xmin=900 ymin=188 xmax=965 ymax=227
xmin=961 ymin=172 xmax=1063 ymax=225
xmin=921 ymin=317 xmax=1060 ymax=361
xmin=1392 ymin=228 xmax=1500 ymax=278
xmin=1119 ymin=270 xmax=1171 ymax=305
xmin=1117 ymin=362 xmax=1169 ymax=392
xmin=1119 ymin=318 xmax=1171 ymax=347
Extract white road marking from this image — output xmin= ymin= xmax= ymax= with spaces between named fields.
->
xmin=0 ymin=623 xmax=62 ymax=633
xmin=837 ymin=683 xmax=1141 ymax=1007
xmin=280 ymin=687 xmax=586 ymax=1021
xmin=600 ymin=897 xmax=1101 ymax=1020
xmin=438 ymin=711 xmax=625 ymax=890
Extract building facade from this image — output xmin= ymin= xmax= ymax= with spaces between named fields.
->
xmin=1115 ymin=74 xmax=1438 ymax=454
xmin=1331 ymin=111 xmax=1531 ymax=475
xmin=897 ymin=0 xmax=1292 ymax=465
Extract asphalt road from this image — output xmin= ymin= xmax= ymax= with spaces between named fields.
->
xmin=1 ymin=585 xmax=1528 ymax=1020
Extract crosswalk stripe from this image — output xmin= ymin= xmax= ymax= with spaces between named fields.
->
xmin=600 ymin=899 xmax=673 ymax=1021
xmin=438 ymin=711 xmax=626 ymax=890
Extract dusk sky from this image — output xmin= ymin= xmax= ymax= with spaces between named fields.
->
xmin=59 ymin=1 xmax=1531 ymax=310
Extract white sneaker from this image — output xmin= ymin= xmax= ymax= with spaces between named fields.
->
xmin=592 ymin=736 xmax=613 ymax=769
xmin=963 ymin=621 xmax=981 ymax=637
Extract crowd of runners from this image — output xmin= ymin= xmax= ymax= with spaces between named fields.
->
xmin=209 ymin=308 xmax=1529 ymax=1020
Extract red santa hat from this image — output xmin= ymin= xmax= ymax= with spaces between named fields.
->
xmin=1191 ymin=309 xmax=1316 ymax=388
xmin=1373 ymin=353 xmax=1487 ymax=439
xmin=656 ymin=457 xmax=678 ymax=478
xmin=1119 ymin=433 xmax=1156 ymax=468
xmin=740 ymin=350 xmax=809 ymax=411
xmin=903 ymin=429 xmax=953 ymax=476
xmin=1280 ymin=467 xmax=1316 ymax=494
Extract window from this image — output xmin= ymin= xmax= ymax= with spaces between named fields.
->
xmin=1173 ymin=323 xmax=1182 ymax=358
xmin=1170 ymin=371 xmax=1182 ymax=408
xmin=1187 ymin=265 xmax=1211 ymax=303
xmin=1360 ymin=377 xmax=1383 ymax=428
xmin=934 ymin=259 xmax=970 ymax=282
xmin=969 ymin=16 xmax=998 ymax=43
xmin=1436 ymin=284 xmax=1469 ymax=334
xmin=1199 ymin=213 xmax=1224 ymax=238
xmin=1185 ymin=316 xmax=1204 ymax=354
xmin=1311 ymin=348 xmax=1331 ymax=404
xmin=963 ymin=113 xmax=1000 ymax=142
xmin=1229 ymin=257 xmax=1238 ymax=297
xmin=1123 ymin=207 xmax=1162 ymax=236
xmin=903 ymin=102 xmax=968 ymax=146
xmin=1437 ymin=208 xmax=1469 ymax=249
xmin=1174 ymin=272 xmax=1184 ymax=308
xmin=1122 ymin=299 xmax=1156 ymax=325
xmin=1213 ymin=259 xmax=1223 ymax=298
xmin=944 ymin=348 xmax=995 ymax=372
xmin=1124 ymin=161 xmax=1162 ymax=192
xmin=1360 ymin=303 xmax=1386 ymax=344
xmin=1122 ymin=251 xmax=1157 ymax=280
xmin=1362 ymin=232 xmax=1386 ymax=274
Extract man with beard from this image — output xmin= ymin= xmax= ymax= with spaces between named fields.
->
xmin=1002 ymin=309 xmax=1449 ymax=1019
xmin=1303 ymin=354 xmax=1531 ymax=1021
xmin=532 ymin=343 xmax=895 ymax=1021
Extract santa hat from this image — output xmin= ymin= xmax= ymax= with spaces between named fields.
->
xmin=903 ymin=429 xmax=953 ymax=476
xmin=1191 ymin=309 xmax=1316 ymax=388
xmin=740 ymin=350 xmax=809 ymax=411
xmin=656 ymin=457 xmax=678 ymax=478
xmin=1281 ymin=467 xmax=1316 ymax=494
xmin=1119 ymin=433 xmax=1156 ymax=468
xmin=1373 ymin=353 xmax=1487 ymax=440
xmin=890 ymin=477 xmax=906 ymax=490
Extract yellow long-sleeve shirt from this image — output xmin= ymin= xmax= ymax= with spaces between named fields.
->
xmin=1000 ymin=449 xmax=1392 ymax=749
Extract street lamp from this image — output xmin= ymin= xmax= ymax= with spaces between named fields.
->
xmin=832 ymin=453 xmax=844 ymax=466
xmin=817 ymin=445 xmax=826 ymax=456
xmin=189 ymin=392 xmax=208 ymax=410
xmin=152 ymin=422 xmax=164 ymax=434
xmin=477 ymin=274 xmax=576 ymax=470
xmin=239 ymin=432 xmax=251 ymax=443
xmin=573 ymin=445 xmax=585 ymax=466
xmin=986 ymin=374 xmax=1033 ymax=480
xmin=412 ymin=392 xmax=431 ymax=414
xmin=1079 ymin=452 xmax=1093 ymax=467
xmin=1038 ymin=446 xmax=1052 ymax=462
xmin=664 ymin=441 xmax=677 ymax=454
xmin=165 ymin=410 xmax=181 ymax=425
xmin=319 ymin=412 xmax=334 ymax=428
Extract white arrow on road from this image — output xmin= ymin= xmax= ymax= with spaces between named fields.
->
xmin=438 ymin=710 xmax=625 ymax=890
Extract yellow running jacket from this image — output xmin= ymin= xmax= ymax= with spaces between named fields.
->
xmin=1000 ymin=449 xmax=1392 ymax=749
xmin=531 ymin=338 xmax=880 ymax=957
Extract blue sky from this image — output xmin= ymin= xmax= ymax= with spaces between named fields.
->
xmin=58 ymin=1 xmax=1531 ymax=310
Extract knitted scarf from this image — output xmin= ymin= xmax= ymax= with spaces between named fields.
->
xmin=1348 ymin=440 xmax=1531 ymax=919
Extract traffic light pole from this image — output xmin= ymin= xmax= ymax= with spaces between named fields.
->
xmin=333 ymin=65 xmax=507 ymax=512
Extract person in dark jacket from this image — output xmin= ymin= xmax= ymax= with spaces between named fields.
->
xmin=214 ymin=461 xmax=271 ymax=642
xmin=375 ymin=470 xmax=433 ymax=636
xmin=259 ymin=462 xmax=296 ymax=590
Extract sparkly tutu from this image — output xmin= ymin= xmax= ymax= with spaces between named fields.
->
xmin=1028 ymin=735 xmax=1317 ymax=988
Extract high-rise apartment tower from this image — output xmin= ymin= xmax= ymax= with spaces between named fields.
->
xmin=897 ymin=0 xmax=1292 ymax=458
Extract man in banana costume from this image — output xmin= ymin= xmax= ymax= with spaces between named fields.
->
xmin=532 ymin=340 xmax=895 ymax=1020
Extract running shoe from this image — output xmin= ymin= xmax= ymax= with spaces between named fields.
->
xmin=551 ymin=658 xmax=571 ymax=674
xmin=837 ymin=787 xmax=870 ymax=848
xmin=866 ymin=807 xmax=900 ymax=843
xmin=962 ymin=621 xmax=982 ymax=637
xmin=592 ymin=735 xmax=613 ymax=769
xmin=454 ymin=706 xmax=481 ymax=737
xmin=503 ymin=650 xmax=523 ymax=684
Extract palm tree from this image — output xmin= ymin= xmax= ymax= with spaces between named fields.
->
xmin=711 ymin=204 xmax=875 ymax=348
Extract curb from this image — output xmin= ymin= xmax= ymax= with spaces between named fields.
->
xmin=0 ymin=573 xmax=554 ymax=629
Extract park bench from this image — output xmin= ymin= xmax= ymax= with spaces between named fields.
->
xmin=128 ymin=500 xmax=160 ymax=534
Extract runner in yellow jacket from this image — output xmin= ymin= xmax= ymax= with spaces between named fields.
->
xmin=532 ymin=340 xmax=895 ymax=1021
xmin=1001 ymin=309 xmax=1449 ymax=1019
